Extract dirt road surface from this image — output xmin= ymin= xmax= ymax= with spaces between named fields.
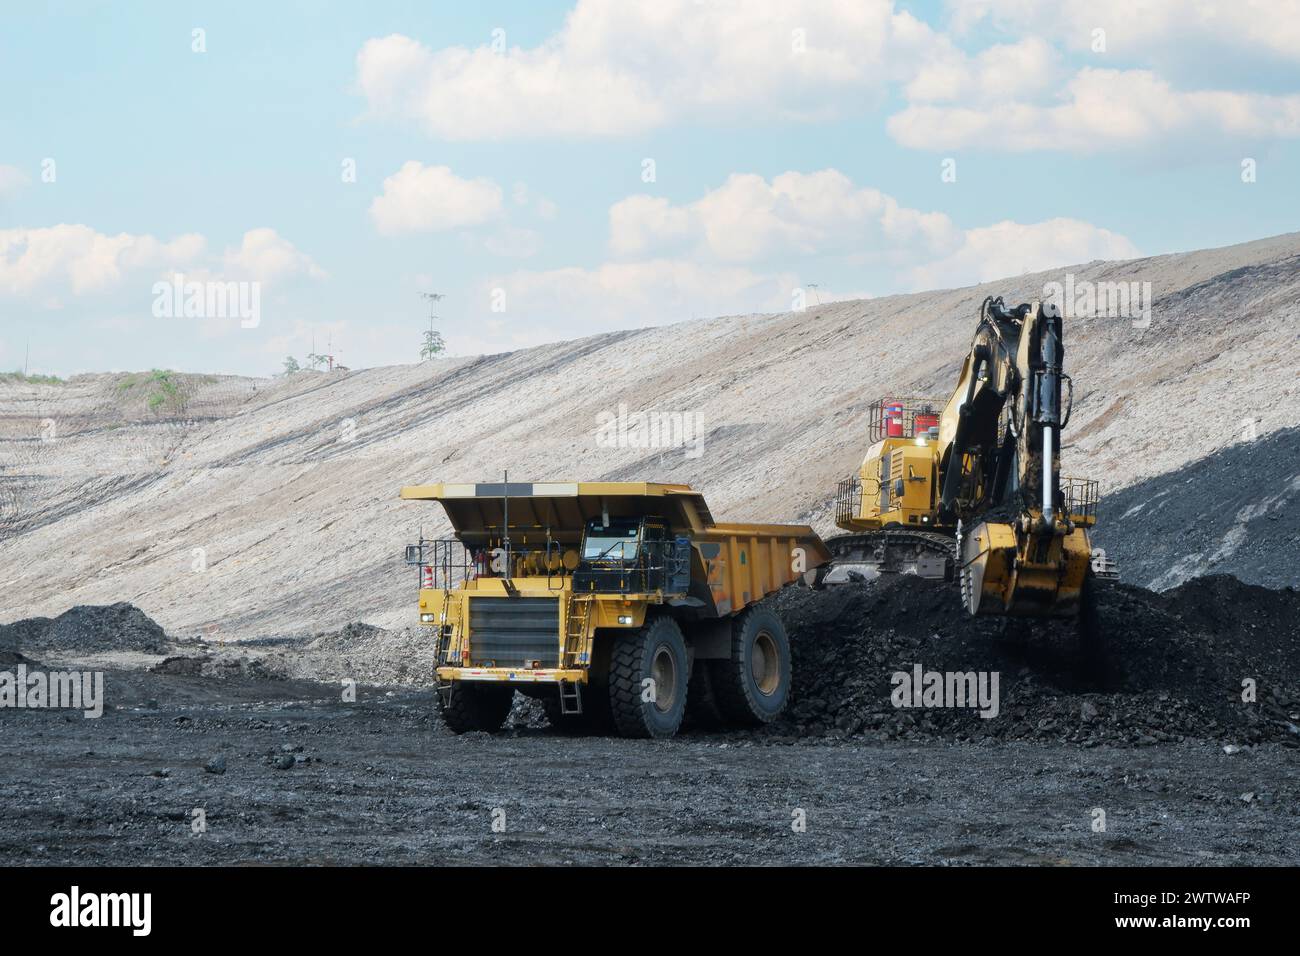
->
xmin=2 ymin=668 xmax=1295 ymax=866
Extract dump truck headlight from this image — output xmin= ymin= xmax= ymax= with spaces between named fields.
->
xmin=420 ymin=613 xmax=436 ymax=622
xmin=618 ymin=615 xmax=633 ymax=625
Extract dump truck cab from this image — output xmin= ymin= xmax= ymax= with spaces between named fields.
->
xmin=400 ymin=480 xmax=829 ymax=738
xmin=573 ymin=516 xmax=691 ymax=595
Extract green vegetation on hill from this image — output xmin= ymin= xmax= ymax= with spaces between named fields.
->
xmin=116 ymin=369 xmax=215 ymax=415
xmin=1 ymin=370 xmax=65 ymax=385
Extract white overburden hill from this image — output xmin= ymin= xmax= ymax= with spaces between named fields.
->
xmin=2 ymin=232 xmax=1297 ymax=639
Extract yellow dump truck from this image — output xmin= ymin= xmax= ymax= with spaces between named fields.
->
xmin=400 ymin=481 xmax=830 ymax=738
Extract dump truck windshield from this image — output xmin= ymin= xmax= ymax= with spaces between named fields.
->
xmin=582 ymin=524 xmax=640 ymax=561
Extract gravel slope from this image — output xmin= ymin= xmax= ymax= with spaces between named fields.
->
xmin=1096 ymin=424 xmax=1300 ymax=591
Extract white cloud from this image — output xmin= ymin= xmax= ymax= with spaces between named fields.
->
xmin=511 ymin=181 xmax=559 ymax=220
xmin=889 ymin=68 xmax=1300 ymax=151
xmin=905 ymin=217 xmax=1142 ymax=290
xmin=950 ymin=0 xmax=1300 ymax=65
xmin=904 ymin=36 xmax=1061 ymax=105
xmin=0 ymin=225 xmax=205 ymax=298
xmin=356 ymin=0 xmax=1300 ymax=154
xmin=355 ymin=1 xmax=946 ymax=140
xmin=369 ymin=161 xmax=504 ymax=234
xmin=489 ymin=170 xmax=1143 ymax=352
xmin=222 ymin=228 xmax=326 ymax=282
xmin=464 ymin=209 xmax=1138 ymax=352
xmin=483 ymin=259 xmax=799 ymax=338
xmin=896 ymin=2 xmax=1300 ymax=152
xmin=610 ymin=170 xmax=962 ymax=263
xmin=353 ymin=0 xmax=1300 ymax=159
xmin=483 ymin=226 xmax=542 ymax=258
xmin=0 ymin=165 xmax=31 ymax=200
xmin=0 ymin=225 xmax=322 ymax=302
xmin=609 ymin=196 xmax=694 ymax=257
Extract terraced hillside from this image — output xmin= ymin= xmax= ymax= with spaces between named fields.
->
xmin=1 ymin=232 xmax=1297 ymax=638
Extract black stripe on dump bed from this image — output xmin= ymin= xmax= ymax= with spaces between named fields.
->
xmin=468 ymin=596 xmax=560 ymax=668
xmin=474 ymin=482 xmax=535 ymax=497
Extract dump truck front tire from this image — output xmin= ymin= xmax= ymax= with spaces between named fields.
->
xmin=711 ymin=606 xmax=791 ymax=726
xmin=437 ymin=682 xmax=514 ymax=733
xmin=607 ymin=616 xmax=688 ymax=738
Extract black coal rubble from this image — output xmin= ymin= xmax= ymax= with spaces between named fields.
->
xmin=756 ymin=574 xmax=1300 ymax=747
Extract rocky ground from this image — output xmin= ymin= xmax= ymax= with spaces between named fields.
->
xmin=1 ymin=572 xmax=1296 ymax=865
xmin=1 ymin=667 xmax=1296 ymax=866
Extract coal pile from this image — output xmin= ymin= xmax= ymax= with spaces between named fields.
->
xmin=1096 ymin=424 xmax=1300 ymax=592
xmin=762 ymin=574 xmax=1300 ymax=747
xmin=0 ymin=602 xmax=170 ymax=655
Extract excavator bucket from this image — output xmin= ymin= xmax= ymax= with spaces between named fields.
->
xmin=959 ymin=520 xmax=1092 ymax=617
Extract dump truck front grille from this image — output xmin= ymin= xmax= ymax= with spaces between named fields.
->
xmin=468 ymin=596 xmax=560 ymax=668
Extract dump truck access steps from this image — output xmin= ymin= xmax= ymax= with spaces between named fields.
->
xmin=564 ymin=596 xmax=591 ymax=666
xmin=558 ymin=680 xmax=583 ymax=716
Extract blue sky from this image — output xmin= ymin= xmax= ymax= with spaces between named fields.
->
xmin=2 ymin=0 xmax=1297 ymax=377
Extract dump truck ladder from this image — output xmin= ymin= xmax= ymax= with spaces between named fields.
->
xmin=439 ymin=587 xmax=464 ymax=664
xmin=559 ymin=596 xmax=591 ymax=715
xmin=563 ymin=594 xmax=591 ymax=667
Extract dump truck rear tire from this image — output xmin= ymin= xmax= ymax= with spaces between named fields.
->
xmin=607 ymin=616 xmax=688 ymax=738
xmin=437 ymin=682 xmax=514 ymax=734
xmin=710 ymin=606 xmax=791 ymax=726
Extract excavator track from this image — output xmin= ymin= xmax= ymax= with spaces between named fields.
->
xmin=822 ymin=529 xmax=956 ymax=585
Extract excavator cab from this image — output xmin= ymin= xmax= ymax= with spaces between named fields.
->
xmin=827 ymin=398 xmax=957 ymax=583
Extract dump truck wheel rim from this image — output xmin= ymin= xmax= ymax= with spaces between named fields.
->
xmin=652 ymin=646 xmax=678 ymax=712
xmin=751 ymin=630 xmax=780 ymax=696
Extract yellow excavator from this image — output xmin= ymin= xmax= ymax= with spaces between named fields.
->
xmin=826 ymin=295 xmax=1113 ymax=620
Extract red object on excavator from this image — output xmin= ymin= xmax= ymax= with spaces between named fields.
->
xmin=886 ymin=402 xmax=905 ymax=437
